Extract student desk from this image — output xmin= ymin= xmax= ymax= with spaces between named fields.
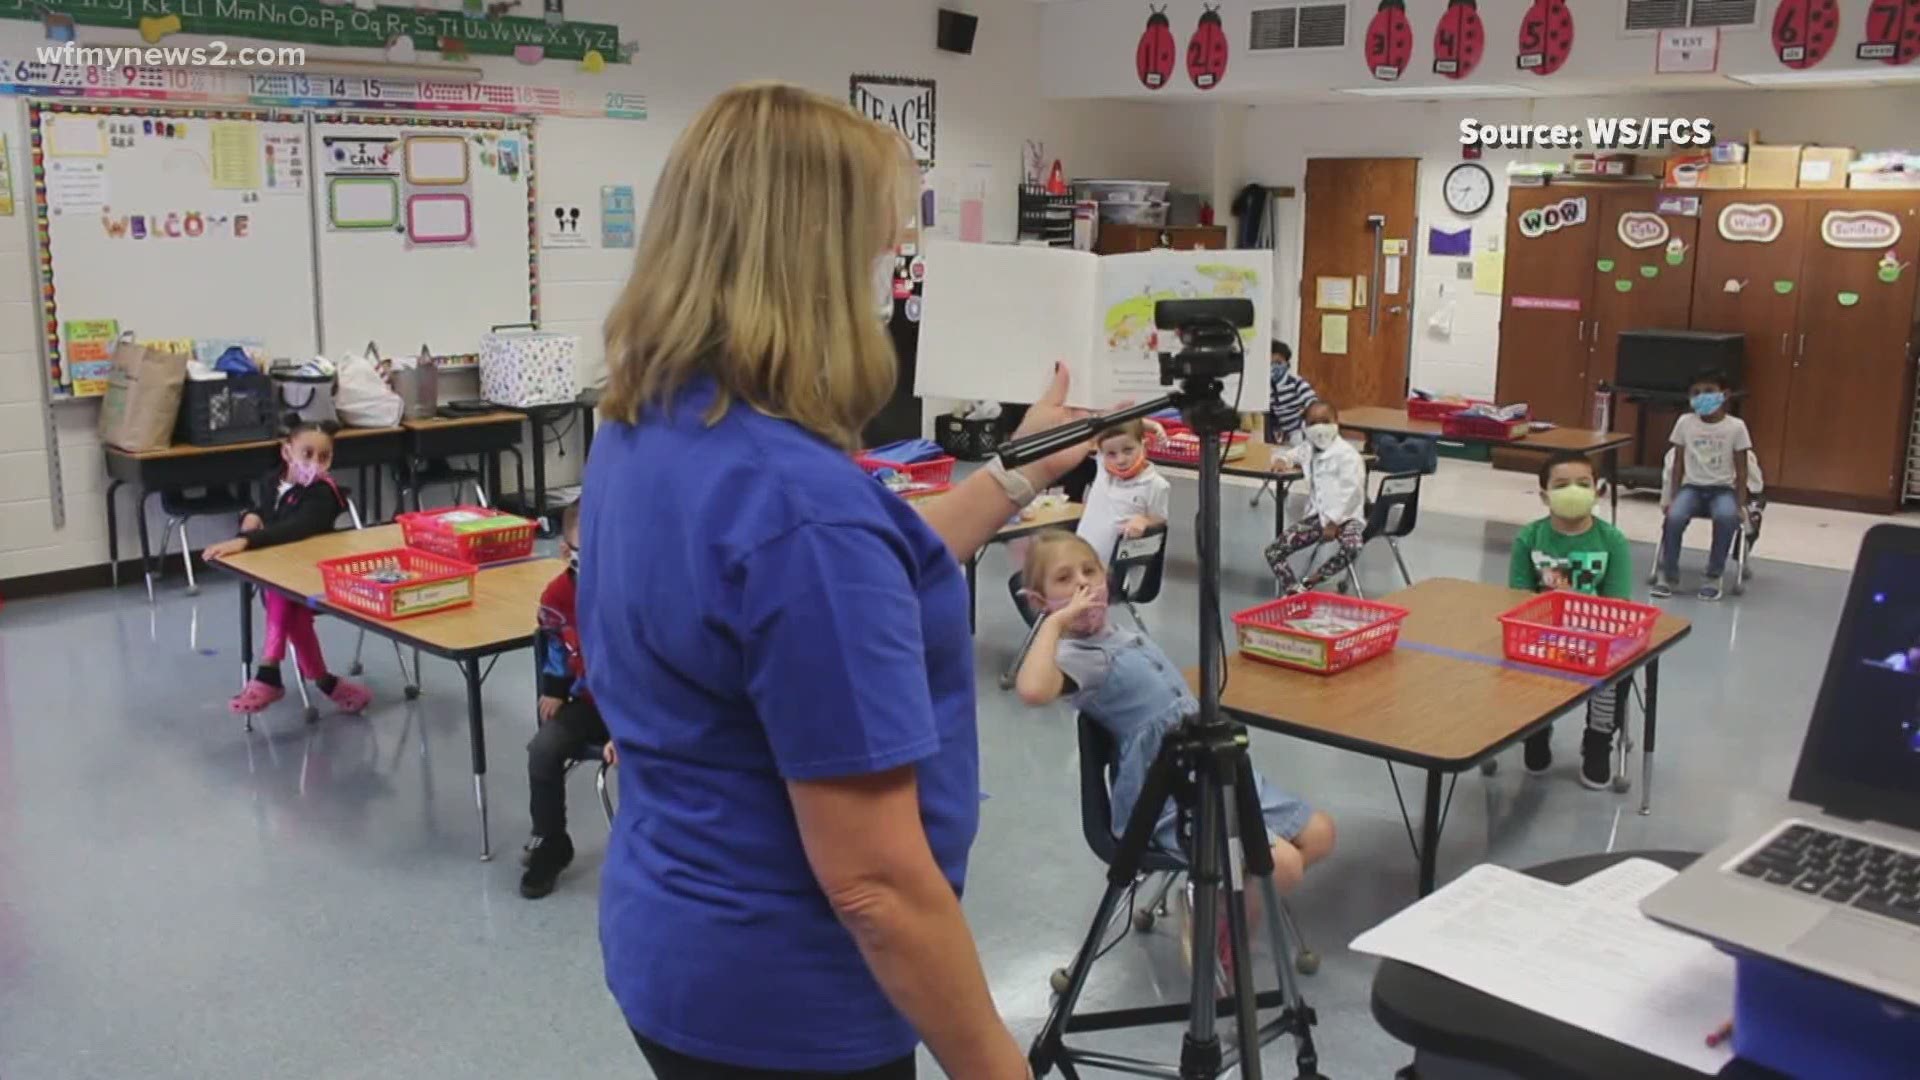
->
xmin=105 ymin=426 xmax=405 ymax=592
xmin=1194 ymin=579 xmax=1690 ymax=895
xmin=1372 ymin=849 xmax=1781 ymax=1079
xmin=952 ymin=498 xmax=1085 ymax=633
xmin=1337 ymin=407 xmax=1635 ymax=518
xmin=216 ymin=524 xmax=562 ymax=861
xmin=1148 ymin=438 xmax=1305 ymax=533
xmin=399 ymin=412 xmax=526 ymax=511
xmin=497 ymin=390 xmax=601 ymax=530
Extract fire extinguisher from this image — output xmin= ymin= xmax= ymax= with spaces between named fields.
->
xmin=1592 ymin=383 xmax=1614 ymax=432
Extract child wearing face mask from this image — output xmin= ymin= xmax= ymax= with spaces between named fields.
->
xmin=1014 ymin=531 xmax=1334 ymax=904
xmin=1655 ymin=369 xmax=1752 ymax=602
xmin=1265 ymin=401 xmax=1367 ymax=595
xmin=204 ymin=417 xmax=372 ymax=717
xmin=1076 ymin=418 xmax=1172 ymax=569
xmin=521 ymin=501 xmax=611 ymax=900
xmin=1510 ymin=452 xmax=1634 ymax=788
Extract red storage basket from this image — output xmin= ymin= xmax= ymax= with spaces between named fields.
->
xmin=1232 ymin=592 xmax=1411 ymax=675
xmin=1406 ymin=396 xmax=1489 ymax=422
xmin=320 ymin=548 xmax=477 ymax=621
xmin=855 ymin=453 xmax=955 ymax=499
xmin=1499 ymin=591 xmax=1662 ymax=677
xmin=1441 ymin=413 xmax=1532 ymax=441
xmin=1147 ymin=430 xmax=1249 ymax=466
xmin=397 ymin=507 xmax=537 ymax=565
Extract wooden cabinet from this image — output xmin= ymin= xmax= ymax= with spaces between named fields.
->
xmin=1495 ymin=186 xmax=1601 ymax=427
xmin=1690 ymin=191 xmax=1920 ymax=511
xmin=1094 ymin=224 xmax=1228 ymax=255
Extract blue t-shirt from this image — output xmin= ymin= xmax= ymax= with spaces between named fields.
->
xmin=578 ymin=380 xmax=979 ymax=1071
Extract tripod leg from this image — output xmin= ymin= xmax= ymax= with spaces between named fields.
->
xmin=1257 ymin=873 xmax=1323 ymax=1080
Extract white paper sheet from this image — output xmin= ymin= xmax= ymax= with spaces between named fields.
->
xmin=1351 ymin=863 xmax=1735 ymax=1075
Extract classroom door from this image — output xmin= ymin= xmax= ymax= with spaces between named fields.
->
xmin=1779 ymin=196 xmax=1920 ymax=504
xmin=1298 ymin=158 xmax=1419 ymax=409
xmin=1690 ymin=195 xmax=1812 ymax=483
xmin=1590 ymin=191 xmax=1700 ymax=465
xmin=1495 ymin=187 xmax=1600 ymax=426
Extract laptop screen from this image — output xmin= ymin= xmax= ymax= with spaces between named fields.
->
xmin=1794 ymin=531 xmax=1920 ymax=826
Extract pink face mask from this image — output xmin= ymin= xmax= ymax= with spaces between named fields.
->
xmin=287 ymin=459 xmax=326 ymax=487
xmin=1045 ymin=592 xmax=1109 ymax=635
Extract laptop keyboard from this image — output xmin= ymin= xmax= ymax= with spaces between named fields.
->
xmin=1735 ymin=824 xmax=1920 ymax=928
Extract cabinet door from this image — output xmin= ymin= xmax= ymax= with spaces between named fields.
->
xmin=1690 ymin=194 xmax=1810 ymax=482
xmin=1591 ymin=191 xmax=1700 ymax=464
xmin=1780 ymin=196 xmax=1920 ymax=505
xmin=1496 ymin=187 xmax=1599 ymax=426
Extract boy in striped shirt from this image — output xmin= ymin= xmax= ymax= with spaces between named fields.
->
xmin=1267 ymin=341 xmax=1318 ymax=446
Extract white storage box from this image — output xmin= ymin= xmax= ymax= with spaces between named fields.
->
xmin=479 ymin=325 xmax=578 ymax=408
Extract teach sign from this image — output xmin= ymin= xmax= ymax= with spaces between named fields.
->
xmin=850 ymin=75 xmax=936 ymax=166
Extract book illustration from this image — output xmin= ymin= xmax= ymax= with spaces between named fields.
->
xmin=1102 ymin=262 xmax=1263 ymax=398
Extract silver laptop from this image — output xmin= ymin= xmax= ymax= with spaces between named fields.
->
xmin=1642 ymin=524 xmax=1920 ymax=1009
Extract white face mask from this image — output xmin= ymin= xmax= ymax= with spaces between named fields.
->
xmin=1305 ymin=423 xmax=1340 ymax=451
xmin=873 ymin=254 xmax=897 ymax=319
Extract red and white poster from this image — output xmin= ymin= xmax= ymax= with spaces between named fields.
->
xmin=1857 ymin=0 xmax=1920 ymax=65
xmin=1433 ymin=0 xmax=1485 ymax=80
xmin=1364 ymin=0 xmax=1415 ymax=81
xmin=1517 ymin=0 xmax=1575 ymax=77
xmin=1772 ymin=0 xmax=1839 ymax=69
xmin=1186 ymin=4 xmax=1229 ymax=90
xmin=1135 ymin=5 xmax=1177 ymax=90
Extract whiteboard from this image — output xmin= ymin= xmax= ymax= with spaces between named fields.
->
xmin=32 ymin=102 xmax=319 ymax=394
xmin=312 ymin=114 xmax=536 ymax=365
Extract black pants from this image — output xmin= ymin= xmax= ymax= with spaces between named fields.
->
xmin=526 ymin=698 xmax=608 ymax=838
xmin=634 ymin=1032 xmax=915 ymax=1080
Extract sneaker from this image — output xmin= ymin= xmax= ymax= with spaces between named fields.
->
xmin=1649 ymin=576 xmax=1676 ymax=599
xmin=518 ymin=833 xmax=575 ymax=899
xmin=1580 ymin=728 xmax=1615 ymax=790
xmin=1698 ymin=577 xmax=1724 ymax=602
xmin=1523 ymin=729 xmax=1553 ymax=775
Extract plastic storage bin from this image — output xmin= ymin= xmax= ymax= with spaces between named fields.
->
xmin=1499 ymin=591 xmax=1661 ymax=677
xmin=1147 ymin=430 xmax=1249 ymax=465
xmin=397 ymin=507 xmax=537 ymax=565
xmin=1406 ymin=396 xmax=1488 ymax=422
xmin=320 ymin=548 xmax=476 ymax=621
xmin=176 ymin=373 xmax=277 ymax=446
xmin=1442 ymin=413 xmax=1532 ymax=441
xmin=1232 ymin=593 xmax=1411 ymax=675
xmin=855 ymin=453 xmax=955 ymax=499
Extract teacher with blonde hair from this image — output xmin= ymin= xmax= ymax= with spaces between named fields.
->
xmin=578 ymin=82 xmax=1090 ymax=1078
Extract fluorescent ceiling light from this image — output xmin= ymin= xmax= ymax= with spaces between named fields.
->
xmin=1728 ymin=68 xmax=1920 ymax=87
xmin=1337 ymin=83 xmax=1534 ymax=98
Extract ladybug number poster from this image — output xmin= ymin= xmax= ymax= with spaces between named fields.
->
xmin=1433 ymin=0 xmax=1485 ymax=79
xmin=1857 ymin=0 xmax=1920 ymax=65
xmin=1517 ymin=0 xmax=1575 ymax=76
xmin=1187 ymin=4 xmax=1229 ymax=90
xmin=1773 ymin=0 xmax=1839 ymax=69
xmin=1137 ymin=5 xmax=1177 ymax=89
xmin=1365 ymin=0 xmax=1414 ymax=80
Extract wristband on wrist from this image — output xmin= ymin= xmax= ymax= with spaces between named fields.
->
xmin=985 ymin=457 xmax=1038 ymax=509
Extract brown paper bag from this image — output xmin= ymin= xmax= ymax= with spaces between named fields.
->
xmin=97 ymin=334 xmax=188 ymax=451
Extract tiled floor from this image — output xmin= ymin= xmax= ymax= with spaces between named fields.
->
xmin=0 ymin=471 xmax=1886 ymax=1078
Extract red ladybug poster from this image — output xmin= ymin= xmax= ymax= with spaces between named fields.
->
xmin=1433 ymin=0 xmax=1485 ymax=79
xmin=1364 ymin=0 xmax=1414 ymax=80
xmin=1186 ymin=4 xmax=1229 ymax=90
xmin=1858 ymin=0 xmax=1920 ymax=65
xmin=1517 ymin=0 xmax=1575 ymax=76
xmin=1136 ymin=5 xmax=1177 ymax=90
xmin=1773 ymin=0 xmax=1838 ymax=69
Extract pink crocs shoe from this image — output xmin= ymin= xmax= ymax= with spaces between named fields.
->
xmin=325 ymin=678 xmax=372 ymax=715
xmin=230 ymin=679 xmax=287 ymax=715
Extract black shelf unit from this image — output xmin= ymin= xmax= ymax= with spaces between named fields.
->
xmin=1017 ymin=183 xmax=1076 ymax=248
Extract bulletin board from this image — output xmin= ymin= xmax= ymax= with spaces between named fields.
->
xmin=28 ymin=101 xmax=320 ymax=396
xmin=311 ymin=112 xmax=537 ymax=368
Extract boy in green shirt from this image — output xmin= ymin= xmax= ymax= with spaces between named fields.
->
xmin=1509 ymin=452 xmax=1634 ymax=789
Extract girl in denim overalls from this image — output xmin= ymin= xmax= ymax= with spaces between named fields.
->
xmin=1013 ymin=531 xmax=1336 ymax=895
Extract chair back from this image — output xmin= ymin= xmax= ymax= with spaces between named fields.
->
xmin=1077 ymin=714 xmax=1120 ymax=864
xmin=1109 ymin=524 xmax=1169 ymax=606
xmin=1364 ymin=472 xmax=1422 ymax=542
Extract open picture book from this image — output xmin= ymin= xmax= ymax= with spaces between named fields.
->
xmin=915 ymin=241 xmax=1274 ymax=413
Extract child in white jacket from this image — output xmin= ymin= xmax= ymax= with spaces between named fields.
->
xmin=1265 ymin=401 xmax=1367 ymax=595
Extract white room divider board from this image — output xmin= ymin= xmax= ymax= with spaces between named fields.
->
xmin=311 ymin=112 xmax=537 ymax=367
xmin=29 ymin=101 xmax=320 ymax=396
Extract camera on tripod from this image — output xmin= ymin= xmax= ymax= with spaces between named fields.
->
xmin=1155 ymin=297 xmax=1255 ymax=386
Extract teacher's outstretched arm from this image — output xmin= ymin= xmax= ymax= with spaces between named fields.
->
xmin=918 ymin=364 xmax=1094 ymax=563
xmin=791 ymin=771 xmax=1027 ymax=1079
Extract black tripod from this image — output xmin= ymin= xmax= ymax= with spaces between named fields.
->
xmin=996 ymin=301 xmax=1325 ymax=1080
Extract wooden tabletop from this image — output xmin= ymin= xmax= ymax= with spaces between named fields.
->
xmin=1151 ymin=437 xmax=1304 ymax=480
xmin=401 ymin=411 xmax=524 ymax=431
xmin=109 ymin=425 xmax=403 ymax=460
xmin=217 ymin=524 xmax=563 ymax=656
xmin=1197 ymin=579 xmax=1689 ymax=769
xmin=997 ymin=500 xmax=1085 ymax=541
xmin=1338 ymin=407 xmax=1634 ymax=454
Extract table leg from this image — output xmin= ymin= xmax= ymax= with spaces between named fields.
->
xmin=582 ymin=402 xmax=596 ymax=456
xmin=1419 ymin=770 xmax=1443 ymax=896
xmin=239 ymin=580 xmax=256 ymax=732
xmin=136 ymin=487 xmax=157 ymax=603
xmin=485 ymin=449 xmax=503 ymax=508
xmin=1608 ymin=447 xmax=1621 ymax=521
xmin=462 ymin=657 xmax=492 ymax=861
xmin=1638 ymin=658 xmax=1660 ymax=817
xmin=106 ymin=479 xmax=123 ymax=588
xmin=1273 ymin=477 xmax=1287 ymax=537
xmin=530 ymin=416 xmax=549 ymax=529
xmin=966 ymin=555 xmax=978 ymax=635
